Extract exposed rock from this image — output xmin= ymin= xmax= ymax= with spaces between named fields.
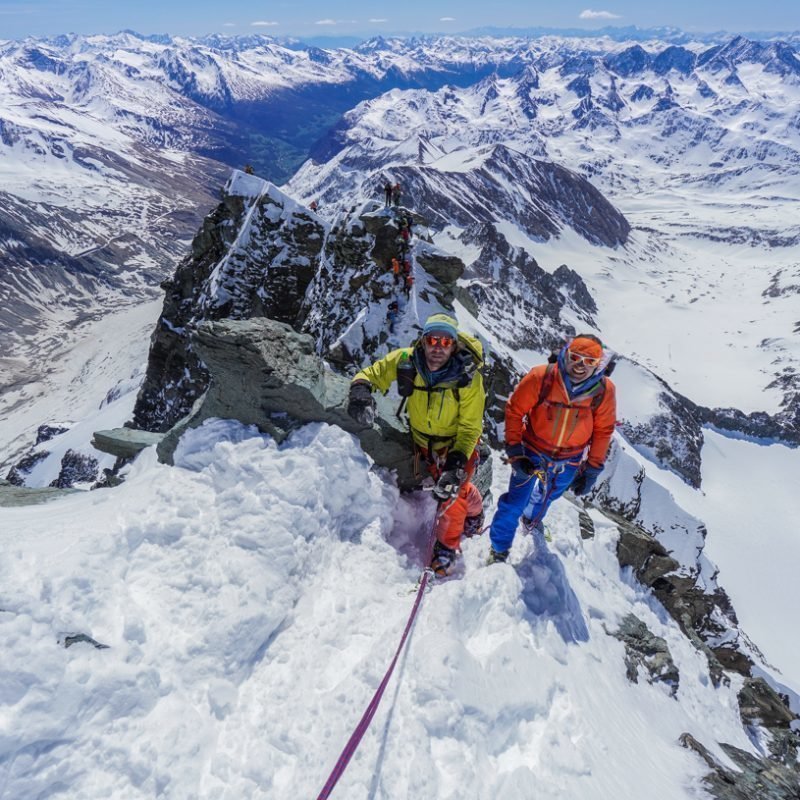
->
xmin=608 ymin=503 xmax=743 ymax=687
xmin=463 ymin=222 xmax=597 ymax=356
xmin=92 ymin=428 xmax=166 ymax=459
xmin=5 ymin=450 xmax=49 ymax=486
xmin=653 ymin=46 xmax=697 ymax=75
xmin=577 ymin=508 xmax=595 ymax=540
xmin=619 ymin=381 xmax=705 ymax=488
xmin=616 ymin=359 xmax=797 ymax=488
xmin=739 ymin=677 xmax=797 ymax=731
xmin=631 ymin=84 xmax=655 ymax=102
xmin=762 ymin=269 xmax=800 ymax=299
xmin=0 ymin=478 xmax=77 ymax=507
xmin=480 ymin=351 xmax=519 ymax=448
xmin=552 ymin=263 xmax=598 ymax=314
xmin=605 ymin=45 xmax=652 ymax=77
xmin=131 ymin=172 xmax=487 ymax=479
xmin=298 ymin=204 xmax=419 ymax=363
xmin=415 ymin=245 xmax=465 ymax=286
xmin=381 ymin=144 xmax=630 ymax=248
xmin=615 ymin=514 xmax=680 ymax=585
xmin=611 ymin=614 xmax=680 ymax=696
xmin=49 ymin=449 xmax=99 ymax=488
xmin=680 ymin=733 xmax=800 ymax=800
xmin=34 ymin=424 xmax=69 ymax=445
xmin=59 ymin=633 xmax=109 ymax=650
xmin=699 ymin=403 xmax=800 ymax=448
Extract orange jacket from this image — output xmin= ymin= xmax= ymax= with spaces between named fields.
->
xmin=506 ymin=364 xmax=616 ymax=467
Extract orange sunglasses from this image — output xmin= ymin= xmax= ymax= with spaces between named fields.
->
xmin=424 ymin=334 xmax=455 ymax=348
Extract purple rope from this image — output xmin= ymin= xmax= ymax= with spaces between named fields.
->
xmin=316 ymin=512 xmax=439 ymax=800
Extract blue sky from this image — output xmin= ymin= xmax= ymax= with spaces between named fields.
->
xmin=1 ymin=0 xmax=797 ymax=39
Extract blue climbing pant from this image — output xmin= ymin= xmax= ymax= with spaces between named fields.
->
xmin=489 ymin=450 xmax=580 ymax=554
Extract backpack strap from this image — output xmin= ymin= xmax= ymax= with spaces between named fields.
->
xmin=589 ymin=379 xmax=607 ymax=410
xmin=536 ymin=361 xmax=557 ymax=408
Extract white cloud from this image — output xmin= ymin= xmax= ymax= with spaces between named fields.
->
xmin=251 ymin=20 xmax=279 ymax=27
xmin=369 ymin=18 xmax=388 ymax=22
xmin=579 ymin=9 xmax=621 ymax=19
xmin=315 ymin=18 xmax=337 ymax=25
xmin=440 ymin=16 xmax=456 ymax=22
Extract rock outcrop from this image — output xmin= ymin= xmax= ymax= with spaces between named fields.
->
xmin=48 ymin=450 xmax=99 ymax=489
xmin=132 ymin=173 xmax=328 ymax=433
xmin=681 ymin=733 xmax=800 ymax=800
xmin=0 ymin=478 xmax=77 ymax=507
xmin=611 ymin=614 xmax=680 ymax=696
xmin=91 ymin=429 xmax=166 ymax=460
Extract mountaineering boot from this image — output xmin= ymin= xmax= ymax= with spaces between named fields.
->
xmin=430 ymin=540 xmax=458 ymax=577
xmin=486 ymin=547 xmax=509 ymax=565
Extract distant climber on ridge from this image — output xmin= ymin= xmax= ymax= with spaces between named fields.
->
xmin=487 ymin=334 xmax=617 ymax=565
xmin=384 ymin=181 xmax=393 ymax=207
xmin=386 ymin=300 xmax=399 ymax=334
xmin=346 ymin=313 xmax=486 ymax=576
xmin=391 ymin=257 xmax=402 ymax=285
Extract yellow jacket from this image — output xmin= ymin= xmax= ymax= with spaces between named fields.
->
xmin=353 ymin=345 xmax=485 ymax=457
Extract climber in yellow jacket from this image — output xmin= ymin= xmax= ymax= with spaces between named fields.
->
xmin=347 ymin=313 xmax=486 ymax=575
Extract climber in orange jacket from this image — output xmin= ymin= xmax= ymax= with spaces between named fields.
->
xmin=487 ymin=334 xmax=617 ymax=564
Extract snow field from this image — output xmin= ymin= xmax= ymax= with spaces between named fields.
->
xmin=0 ymin=420 xmax=763 ymax=798
xmin=645 ymin=429 xmax=800 ymax=697
xmin=0 ymin=298 xmax=163 ymax=479
xmin=0 ymin=421 xmax=394 ymax=797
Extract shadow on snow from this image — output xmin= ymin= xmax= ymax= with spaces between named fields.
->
xmin=516 ymin=528 xmax=589 ymax=644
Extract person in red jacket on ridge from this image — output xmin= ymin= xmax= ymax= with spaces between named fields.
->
xmin=487 ymin=334 xmax=617 ymax=564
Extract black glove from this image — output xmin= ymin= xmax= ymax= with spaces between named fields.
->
xmin=433 ymin=451 xmax=467 ymax=501
xmin=347 ymin=380 xmax=376 ymax=426
xmin=506 ymin=445 xmax=541 ymax=476
xmin=463 ymin=512 xmax=485 ymax=538
xmin=512 ymin=457 xmax=540 ymax=476
xmin=571 ymin=464 xmax=603 ymax=496
xmin=505 ymin=443 xmax=524 ymax=460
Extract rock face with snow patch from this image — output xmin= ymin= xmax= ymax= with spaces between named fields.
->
xmin=698 ymin=403 xmax=800 ymax=448
xmin=374 ymin=146 xmax=630 ymax=248
xmin=463 ymin=222 xmax=599 ymax=355
xmin=595 ymin=444 xmax=757 ymax=686
xmin=48 ymin=450 xmax=99 ymax=489
xmin=5 ymin=450 xmax=49 ymax=487
xmin=681 ymin=732 xmax=800 ymax=800
xmin=132 ymin=173 xmax=327 ymax=433
xmin=616 ymin=369 xmax=705 ymax=488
